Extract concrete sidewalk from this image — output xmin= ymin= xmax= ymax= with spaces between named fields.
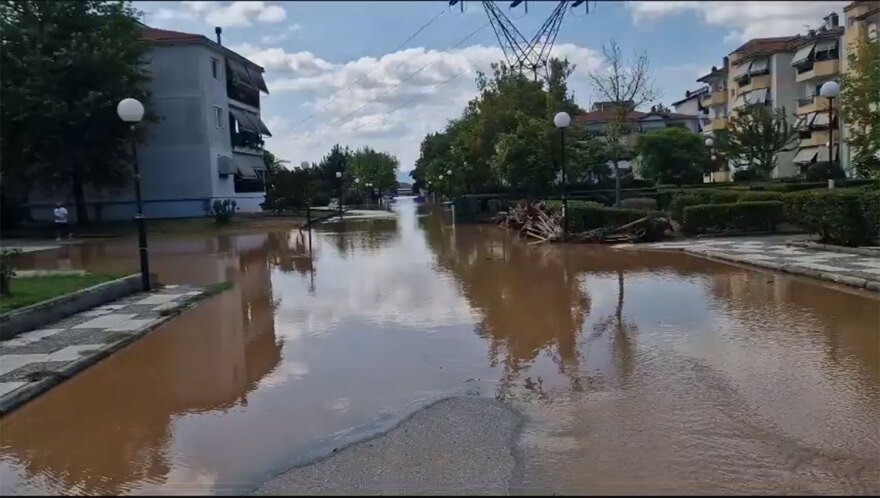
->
xmin=0 ymin=284 xmax=204 ymax=415
xmin=638 ymin=237 xmax=880 ymax=292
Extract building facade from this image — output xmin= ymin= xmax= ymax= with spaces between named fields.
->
xmin=29 ymin=25 xmax=273 ymax=222
xmin=840 ymin=1 xmax=880 ymax=173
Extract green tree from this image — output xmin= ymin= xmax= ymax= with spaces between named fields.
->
xmin=635 ymin=127 xmax=708 ymax=186
xmin=717 ymin=105 xmax=798 ymax=179
xmin=0 ymin=0 xmax=152 ymax=223
xmin=570 ymin=133 xmax=611 ymax=183
xmin=840 ymin=37 xmax=880 ymax=178
xmin=349 ymin=146 xmax=398 ymax=192
xmin=491 ymin=113 xmax=555 ymax=195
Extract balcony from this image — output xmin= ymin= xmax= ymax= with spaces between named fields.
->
xmin=703 ymin=117 xmax=728 ymax=132
xmin=738 ymin=74 xmax=771 ymax=93
xmin=796 ymin=58 xmax=840 ymax=82
xmin=227 ymin=82 xmax=260 ymax=110
xmin=231 ymin=129 xmax=265 ymax=154
xmin=710 ymin=90 xmax=728 ymax=106
xmin=799 ymin=129 xmax=831 ymax=147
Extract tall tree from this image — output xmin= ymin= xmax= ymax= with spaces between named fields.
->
xmin=840 ymin=37 xmax=880 ymax=178
xmin=588 ymin=40 xmax=658 ymax=206
xmin=635 ymin=127 xmax=707 ymax=186
xmin=349 ymin=146 xmax=398 ymax=192
xmin=0 ymin=1 xmax=152 ymax=223
xmin=717 ymin=105 xmax=798 ymax=179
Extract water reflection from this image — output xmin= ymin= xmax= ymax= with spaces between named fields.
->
xmin=0 ymin=199 xmax=877 ymax=495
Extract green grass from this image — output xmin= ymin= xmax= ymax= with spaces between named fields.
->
xmin=0 ymin=274 xmax=122 ymax=313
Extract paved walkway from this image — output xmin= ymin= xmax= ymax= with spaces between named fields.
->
xmin=0 ymin=284 xmax=203 ymax=414
xmin=642 ymin=237 xmax=880 ymax=292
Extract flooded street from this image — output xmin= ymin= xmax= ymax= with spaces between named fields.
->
xmin=1 ymin=198 xmax=878 ymax=495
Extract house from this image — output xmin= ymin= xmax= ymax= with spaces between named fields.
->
xmin=572 ymin=101 xmax=701 ymax=179
xmin=840 ymin=1 xmax=880 ymax=173
xmin=29 ymin=24 xmax=273 ymax=221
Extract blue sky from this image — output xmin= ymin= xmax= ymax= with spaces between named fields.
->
xmin=136 ymin=1 xmax=846 ymax=178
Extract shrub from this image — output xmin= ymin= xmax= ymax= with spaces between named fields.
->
xmin=669 ymin=194 xmax=703 ymax=221
xmin=784 ymin=189 xmax=871 ymax=245
xmin=620 ymin=197 xmax=658 ymax=210
xmin=804 ymin=161 xmax=847 ymax=182
xmin=211 ymin=199 xmax=237 ymax=224
xmin=732 ymin=168 xmax=758 ymax=182
xmin=562 ymin=200 xmax=657 ymax=233
xmin=342 ymin=190 xmax=364 ymax=205
xmin=310 ymin=193 xmax=331 ymax=207
xmin=737 ymin=191 xmax=784 ymax=202
xmin=860 ymin=189 xmax=880 ymax=242
xmin=0 ymin=248 xmax=22 ymax=296
xmin=682 ymin=201 xmax=784 ymax=235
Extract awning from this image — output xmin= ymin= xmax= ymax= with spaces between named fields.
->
xmin=218 ymin=155 xmax=235 ymax=175
xmin=227 ymin=59 xmax=255 ymax=88
xmin=236 ymin=163 xmax=258 ymax=179
xmin=792 ymin=43 xmax=815 ymax=66
xmin=793 ymin=147 xmax=819 ymax=164
xmin=811 ymin=111 xmax=830 ymax=127
xmin=733 ymin=93 xmax=745 ymax=108
xmin=246 ymin=66 xmax=269 ymax=93
xmin=749 ymin=57 xmax=769 ymax=75
xmin=794 ymin=114 xmax=808 ymax=130
xmin=253 ymin=115 xmax=272 ymax=136
xmin=732 ymin=62 xmax=750 ymax=80
xmin=817 ymin=145 xmax=838 ymax=162
xmin=744 ymin=88 xmax=768 ymax=105
xmin=229 ymin=108 xmax=259 ymax=133
xmin=815 ymin=39 xmax=838 ymax=53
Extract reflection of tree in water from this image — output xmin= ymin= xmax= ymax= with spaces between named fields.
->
xmin=0 ymin=236 xmax=283 ymax=496
xmin=420 ymin=214 xmax=590 ymax=399
xmin=267 ymin=231 xmax=314 ymax=276
xmin=588 ymin=270 xmax=638 ymax=386
xmin=315 ymin=218 xmax=399 ymax=257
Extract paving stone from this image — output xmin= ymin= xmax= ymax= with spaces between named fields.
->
xmin=0 ymin=361 xmax=71 ymax=383
xmin=0 ymin=354 xmax=52 ymax=376
xmin=72 ymin=313 xmax=138 ymax=329
xmin=0 ymin=382 xmax=28 ymax=397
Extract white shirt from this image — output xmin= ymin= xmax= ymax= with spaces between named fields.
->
xmin=53 ymin=206 xmax=68 ymax=224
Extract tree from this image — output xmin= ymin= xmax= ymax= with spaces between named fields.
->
xmin=840 ymin=37 xmax=880 ymax=178
xmin=717 ymin=105 xmax=798 ymax=179
xmin=0 ymin=1 xmax=152 ymax=224
xmin=570 ymin=134 xmax=611 ymax=183
xmin=348 ymin=146 xmax=398 ymax=192
xmin=490 ymin=113 xmax=555 ymax=196
xmin=635 ymin=127 xmax=708 ymax=186
xmin=588 ymin=40 xmax=658 ymax=206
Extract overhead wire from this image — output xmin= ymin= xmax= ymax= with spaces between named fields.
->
xmin=287 ymin=7 xmax=449 ymax=132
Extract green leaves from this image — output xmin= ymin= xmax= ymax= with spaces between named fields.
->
xmin=634 ymin=127 xmax=707 ymax=186
xmin=840 ymin=38 xmax=880 ymax=179
xmin=718 ymin=106 xmax=798 ymax=178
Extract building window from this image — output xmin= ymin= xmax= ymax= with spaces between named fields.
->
xmin=211 ymin=57 xmax=219 ymax=79
xmin=213 ymin=106 xmax=224 ymax=128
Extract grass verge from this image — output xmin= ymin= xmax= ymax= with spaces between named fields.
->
xmin=0 ymin=274 xmax=123 ymax=313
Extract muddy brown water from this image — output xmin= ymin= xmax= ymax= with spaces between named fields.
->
xmin=1 ymin=199 xmax=878 ymax=495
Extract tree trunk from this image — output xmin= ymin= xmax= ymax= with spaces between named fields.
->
xmin=72 ymin=164 xmax=89 ymax=225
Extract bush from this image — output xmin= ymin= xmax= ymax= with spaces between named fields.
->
xmin=669 ymin=194 xmax=703 ymax=221
xmin=682 ymin=201 xmax=784 ymax=235
xmin=310 ymin=193 xmax=331 ymax=207
xmin=784 ymin=189 xmax=873 ymax=246
xmin=620 ymin=197 xmax=658 ymax=210
xmin=211 ymin=199 xmax=237 ymax=224
xmin=342 ymin=190 xmax=364 ymax=205
xmin=804 ymin=161 xmax=847 ymax=182
xmin=732 ymin=168 xmax=758 ymax=182
xmin=562 ymin=200 xmax=657 ymax=233
xmin=860 ymin=189 xmax=880 ymax=242
xmin=737 ymin=191 xmax=784 ymax=202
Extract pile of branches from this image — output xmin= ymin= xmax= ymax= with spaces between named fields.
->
xmin=494 ymin=200 xmax=671 ymax=245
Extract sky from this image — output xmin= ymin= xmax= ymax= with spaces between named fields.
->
xmin=135 ymin=0 xmax=847 ymax=180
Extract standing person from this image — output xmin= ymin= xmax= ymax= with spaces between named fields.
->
xmin=53 ymin=201 xmax=70 ymax=241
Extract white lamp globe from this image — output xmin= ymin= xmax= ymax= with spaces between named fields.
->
xmin=446 ymin=169 xmax=452 ymax=175
xmin=117 ymin=98 xmax=144 ymax=123
xmin=335 ymin=171 xmax=342 ymax=179
xmin=819 ymin=80 xmax=840 ymax=98
xmin=439 ymin=174 xmax=444 ymax=180
xmin=553 ymin=111 xmax=571 ymax=129
xmin=711 ymin=154 xmax=718 ymax=161
xmin=705 ymin=137 xmax=714 ymax=148
xmin=355 ymin=178 xmax=360 ymax=184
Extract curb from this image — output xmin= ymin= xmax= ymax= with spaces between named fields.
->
xmin=656 ymin=247 xmax=880 ymax=294
xmin=0 ymin=288 xmax=210 ymax=417
xmin=787 ymin=240 xmax=880 ymax=258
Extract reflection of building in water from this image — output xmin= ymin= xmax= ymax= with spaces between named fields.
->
xmin=0 ymin=234 xmax=282 ymax=496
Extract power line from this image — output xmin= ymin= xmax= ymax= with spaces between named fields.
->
xmin=327 ymin=22 xmax=489 ymax=128
xmin=287 ymin=7 xmax=448 ymax=132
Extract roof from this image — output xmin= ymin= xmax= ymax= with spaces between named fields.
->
xmin=789 ymin=26 xmax=845 ymax=50
xmin=671 ymin=87 xmax=709 ymax=106
xmin=697 ymin=65 xmax=728 ymax=83
xmin=139 ymin=24 xmax=265 ymax=74
xmin=731 ymin=26 xmax=845 ymax=65
xmin=573 ymin=109 xmax=698 ymax=125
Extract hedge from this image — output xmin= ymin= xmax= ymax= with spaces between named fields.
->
xmin=669 ymin=195 xmax=703 ymax=221
xmin=682 ymin=201 xmax=784 ymax=235
xmin=785 ymin=189 xmax=879 ymax=246
xmin=620 ymin=197 xmax=658 ymax=210
xmin=736 ymin=191 xmax=785 ymax=202
xmin=553 ymin=200 xmax=658 ymax=233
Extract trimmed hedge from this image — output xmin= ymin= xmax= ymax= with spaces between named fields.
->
xmin=620 ymin=197 xmax=658 ymax=210
xmin=682 ymin=201 xmax=784 ymax=235
xmin=785 ymin=189 xmax=879 ymax=246
xmin=555 ymin=200 xmax=658 ymax=233
xmin=736 ymin=191 xmax=784 ymax=202
xmin=669 ymin=194 xmax=703 ymax=221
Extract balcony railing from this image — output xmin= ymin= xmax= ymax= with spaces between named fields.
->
xmin=227 ymin=81 xmax=260 ymax=110
xmin=797 ymin=96 xmax=816 ymax=107
xmin=231 ymin=130 xmax=264 ymax=150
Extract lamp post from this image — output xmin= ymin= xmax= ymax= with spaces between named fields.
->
xmin=438 ymin=174 xmax=444 ymax=200
xmin=819 ymin=80 xmax=840 ymax=166
xmin=335 ymin=171 xmax=343 ymax=215
xmin=554 ymin=111 xmax=571 ymax=238
xmin=117 ymin=98 xmax=151 ymax=291
xmin=446 ymin=169 xmax=453 ymax=201
xmin=704 ymin=137 xmax=715 ymax=183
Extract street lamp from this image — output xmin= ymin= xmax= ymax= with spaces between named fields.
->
xmin=335 ymin=171 xmax=343 ymax=215
xmin=117 ymin=98 xmax=151 ymax=291
xmin=446 ymin=169 xmax=453 ymax=200
xmin=554 ymin=111 xmax=571 ymax=238
xmin=819 ymin=80 xmax=840 ymax=165
xmin=705 ymin=137 xmax=715 ymax=183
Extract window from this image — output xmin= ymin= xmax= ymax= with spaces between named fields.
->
xmin=868 ymin=22 xmax=878 ymax=41
xmin=814 ymin=39 xmax=839 ymax=61
xmin=213 ymin=106 xmax=224 ymax=128
xmin=799 ymin=129 xmax=812 ymax=139
xmin=211 ymin=57 xmax=219 ymax=79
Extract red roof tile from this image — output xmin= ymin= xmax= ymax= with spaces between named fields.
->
xmin=141 ymin=26 xmax=205 ymax=43
xmin=572 ymin=109 xmax=697 ymax=125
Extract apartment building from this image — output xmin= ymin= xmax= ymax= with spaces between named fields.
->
xmin=573 ymin=101 xmax=701 ymax=179
xmin=840 ymin=1 xmax=880 ymax=172
xmin=30 ymin=24 xmax=273 ymax=221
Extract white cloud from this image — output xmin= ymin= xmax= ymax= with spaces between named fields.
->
xmin=157 ymin=1 xmax=288 ymax=28
xmin=627 ymin=1 xmax=847 ymax=43
xmin=255 ymin=42 xmax=603 ymax=172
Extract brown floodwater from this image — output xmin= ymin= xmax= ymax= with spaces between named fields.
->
xmin=1 ymin=199 xmax=878 ymax=495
